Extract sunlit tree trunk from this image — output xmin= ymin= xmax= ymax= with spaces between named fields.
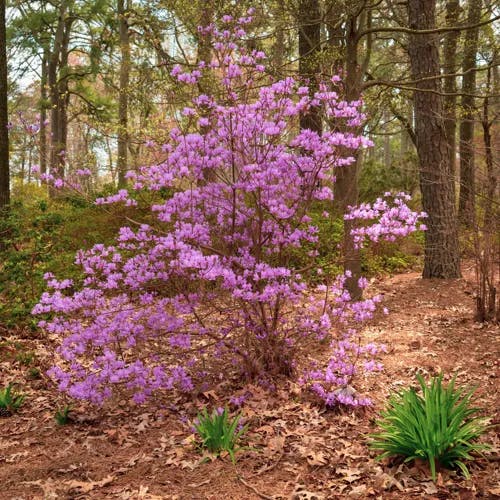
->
xmin=117 ymin=0 xmax=130 ymax=188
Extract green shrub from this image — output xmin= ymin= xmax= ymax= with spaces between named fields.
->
xmin=359 ymin=154 xmax=419 ymax=202
xmin=0 ymin=192 xmax=130 ymax=327
xmin=193 ymin=407 xmax=248 ymax=462
xmin=370 ymin=374 xmax=490 ymax=480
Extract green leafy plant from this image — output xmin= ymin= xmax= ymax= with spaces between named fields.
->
xmin=370 ymin=374 xmax=490 ymax=480
xmin=54 ymin=405 xmax=73 ymax=425
xmin=0 ymin=383 xmax=25 ymax=415
xmin=193 ymin=407 xmax=248 ymax=462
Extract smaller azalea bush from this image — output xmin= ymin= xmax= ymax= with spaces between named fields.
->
xmin=193 ymin=407 xmax=248 ymax=462
xmin=0 ymin=383 xmax=25 ymax=415
xmin=370 ymin=374 xmax=490 ymax=481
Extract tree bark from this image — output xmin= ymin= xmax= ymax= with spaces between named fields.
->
xmin=408 ymin=0 xmax=461 ymax=278
xmin=332 ymin=11 xmax=372 ymax=299
xmin=298 ymin=0 xmax=322 ymax=133
xmin=458 ymin=0 xmax=482 ymax=227
xmin=117 ymin=0 xmax=130 ymax=188
xmin=0 ymin=0 xmax=9 ymax=210
xmin=273 ymin=0 xmax=286 ymax=76
xmin=39 ymin=48 xmax=49 ymax=179
xmin=48 ymin=0 xmax=72 ymax=189
xmin=442 ymin=0 xmax=460 ymax=192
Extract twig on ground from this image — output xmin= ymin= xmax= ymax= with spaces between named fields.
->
xmin=237 ymin=475 xmax=275 ymax=500
xmin=252 ymin=449 xmax=285 ymax=477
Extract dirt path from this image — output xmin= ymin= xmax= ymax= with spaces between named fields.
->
xmin=1 ymin=268 xmax=498 ymax=499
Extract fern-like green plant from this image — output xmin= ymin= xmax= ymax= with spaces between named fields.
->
xmin=370 ymin=374 xmax=489 ymax=481
xmin=0 ymin=383 xmax=25 ymax=415
xmin=193 ymin=407 xmax=248 ymax=463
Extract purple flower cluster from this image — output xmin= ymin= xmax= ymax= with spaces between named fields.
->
xmin=344 ymin=192 xmax=427 ymax=248
xmin=33 ymin=14 xmax=424 ymax=408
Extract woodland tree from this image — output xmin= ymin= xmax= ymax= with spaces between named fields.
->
xmin=407 ymin=0 xmax=461 ymax=278
xmin=458 ymin=0 xmax=482 ymax=226
xmin=117 ymin=0 xmax=131 ymax=188
xmin=0 ymin=0 xmax=8 ymax=210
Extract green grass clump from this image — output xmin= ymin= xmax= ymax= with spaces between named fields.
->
xmin=0 ymin=383 xmax=25 ymax=415
xmin=193 ymin=407 xmax=248 ymax=462
xmin=370 ymin=374 xmax=490 ymax=481
xmin=55 ymin=405 xmax=73 ymax=425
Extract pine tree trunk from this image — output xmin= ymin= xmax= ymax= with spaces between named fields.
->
xmin=408 ymin=0 xmax=461 ymax=278
xmin=443 ymin=0 xmax=460 ymax=192
xmin=39 ymin=48 xmax=49 ymax=179
xmin=117 ymin=0 xmax=130 ymax=188
xmin=0 ymin=0 xmax=9 ymax=210
xmin=458 ymin=0 xmax=482 ymax=227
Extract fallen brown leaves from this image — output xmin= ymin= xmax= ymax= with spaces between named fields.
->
xmin=0 ymin=268 xmax=498 ymax=498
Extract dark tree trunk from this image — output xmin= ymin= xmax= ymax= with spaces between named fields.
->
xmin=117 ymin=0 xmax=130 ymax=188
xmin=332 ymin=11 xmax=373 ymax=299
xmin=298 ymin=0 xmax=322 ymax=133
xmin=408 ymin=0 xmax=461 ymax=278
xmin=458 ymin=0 xmax=482 ymax=227
xmin=442 ymin=0 xmax=460 ymax=191
xmin=325 ymin=1 xmax=345 ymax=71
xmin=0 ymin=0 xmax=9 ymax=210
xmin=334 ymin=17 xmax=364 ymax=297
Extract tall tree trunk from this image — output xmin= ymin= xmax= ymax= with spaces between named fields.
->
xmin=48 ymin=0 xmax=70 ymax=188
xmin=298 ymin=0 xmax=322 ymax=133
xmin=39 ymin=48 xmax=49 ymax=179
xmin=325 ymin=1 xmax=345 ymax=72
xmin=333 ymin=12 xmax=371 ymax=299
xmin=458 ymin=0 xmax=482 ymax=226
xmin=0 ymin=0 xmax=9 ymax=210
xmin=273 ymin=0 xmax=286 ymax=76
xmin=408 ymin=0 xmax=461 ymax=278
xmin=443 ymin=0 xmax=460 ymax=192
xmin=59 ymin=15 xmax=71 ymax=177
xmin=196 ymin=0 xmax=213 ymax=65
xmin=117 ymin=0 xmax=130 ymax=188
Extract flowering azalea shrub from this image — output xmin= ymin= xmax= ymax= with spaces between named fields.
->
xmin=33 ymin=14 xmax=426 ymax=407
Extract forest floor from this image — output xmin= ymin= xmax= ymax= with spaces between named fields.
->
xmin=0 ymin=264 xmax=499 ymax=499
